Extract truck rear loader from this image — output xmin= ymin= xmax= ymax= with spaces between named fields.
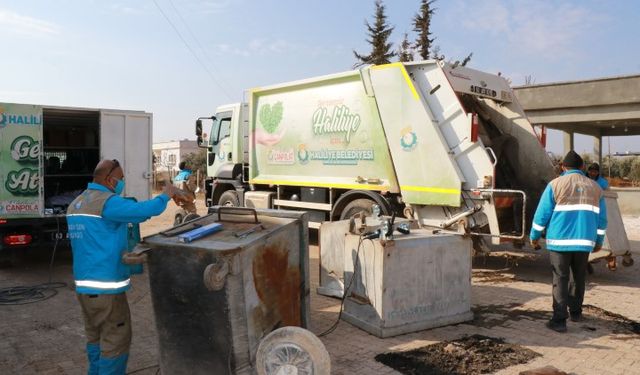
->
xmin=0 ymin=103 xmax=152 ymax=253
xmin=195 ymin=60 xmax=630 ymax=257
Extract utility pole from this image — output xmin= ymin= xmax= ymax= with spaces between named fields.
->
xmin=608 ymin=136 xmax=611 ymax=178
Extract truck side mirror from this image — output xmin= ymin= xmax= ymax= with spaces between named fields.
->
xmin=196 ymin=119 xmax=203 ymax=136
xmin=196 ymin=119 xmax=203 ymax=146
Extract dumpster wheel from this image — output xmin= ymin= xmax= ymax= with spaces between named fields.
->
xmin=256 ymin=326 xmax=330 ymax=375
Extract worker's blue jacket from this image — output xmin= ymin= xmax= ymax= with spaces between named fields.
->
xmin=530 ymin=169 xmax=607 ymax=252
xmin=174 ymin=169 xmax=192 ymax=182
xmin=595 ymin=175 xmax=609 ymax=190
xmin=67 ymin=183 xmax=170 ymax=294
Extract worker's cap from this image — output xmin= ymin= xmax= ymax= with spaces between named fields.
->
xmin=588 ymin=163 xmax=600 ymax=171
xmin=562 ymin=150 xmax=584 ymax=169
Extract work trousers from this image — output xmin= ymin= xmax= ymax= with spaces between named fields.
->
xmin=549 ymin=250 xmax=589 ymax=322
xmin=77 ymin=292 xmax=132 ymax=357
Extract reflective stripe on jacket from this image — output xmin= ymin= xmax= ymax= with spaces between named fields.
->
xmin=530 ymin=170 xmax=607 ymax=252
xmin=67 ymin=183 xmax=170 ymax=294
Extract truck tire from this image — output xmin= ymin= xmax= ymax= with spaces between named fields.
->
xmin=340 ymin=198 xmax=376 ymax=220
xmin=218 ymin=190 xmax=239 ymax=207
xmin=256 ymin=326 xmax=331 ymax=375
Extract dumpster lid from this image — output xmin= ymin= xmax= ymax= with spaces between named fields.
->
xmin=142 ymin=210 xmax=299 ymax=253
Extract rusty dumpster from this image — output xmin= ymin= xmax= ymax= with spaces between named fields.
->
xmin=139 ymin=207 xmax=309 ymax=375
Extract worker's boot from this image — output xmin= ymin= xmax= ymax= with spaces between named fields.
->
xmin=98 ymin=352 xmax=129 ymax=375
xmin=86 ymin=342 xmax=100 ymax=375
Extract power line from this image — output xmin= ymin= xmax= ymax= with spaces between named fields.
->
xmin=165 ymin=0 xmax=236 ymax=96
xmin=151 ymin=0 xmax=233 ymax=101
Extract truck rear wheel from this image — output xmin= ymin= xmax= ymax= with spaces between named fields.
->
xmin=218 ymin=190 xmax=239 ymax=207
xmin=340 ymin=198 xmax=375 ymax=220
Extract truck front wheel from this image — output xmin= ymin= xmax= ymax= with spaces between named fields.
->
xmin=218 ymin=190 xmax=239 ymax=207
xmin=339 ymin=198 xmax=375 ymax=220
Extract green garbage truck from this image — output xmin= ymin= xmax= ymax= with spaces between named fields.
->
xmin=194 ymin=60 xmax=630 ymax=257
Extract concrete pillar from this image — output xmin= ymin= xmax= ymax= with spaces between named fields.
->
xmin=594 ymin=135 xmax=602 ymax=166
xmin=563 ymin=131 xmax=574 ymax=154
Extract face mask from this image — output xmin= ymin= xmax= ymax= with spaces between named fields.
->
xmin=114 ymin=179 xmax=125 ymax=196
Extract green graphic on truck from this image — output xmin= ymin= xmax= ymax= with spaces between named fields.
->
xmin=0 ymin=103 xmax=43 ymax=217
xmin=259 ymin=102 xmax=283 ymax=134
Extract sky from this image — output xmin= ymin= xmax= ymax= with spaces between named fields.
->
xmin=1 ymin=0 xmax=639 ymax=155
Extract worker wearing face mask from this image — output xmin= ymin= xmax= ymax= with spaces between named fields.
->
xmin=67 ymin=159 xmax=185 ymax=375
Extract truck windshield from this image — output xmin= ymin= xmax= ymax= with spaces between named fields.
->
xmin=209 ymin=118 xmax=221 ymax=146
xmin=209 ymin=116 xmax=231 ymax=146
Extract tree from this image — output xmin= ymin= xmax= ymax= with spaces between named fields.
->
xmin=461 ymin=52 xmax=473 ymax=67
xmin=619 ymin=157 xmax=635 ymax=178
xmin=524 ymin=75 xmax=536 ymax=86
xmin=413 ymin=0 xmax=435 ymax=60
xmin=353 ymin=0 xmax=396 ymax=67
xmin=412 ymin=0 xmax=472 ymax=65
xmin=398 ymin=32 xmax=414 ymax=62
xmin=629 ymin=157 xmax=640 ymax=182
xmin=182 ymin=149 xmax=207 ymax=188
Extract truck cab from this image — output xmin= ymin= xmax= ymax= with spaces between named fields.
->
xmin=197 ymin=104 xmax=248 ymax=208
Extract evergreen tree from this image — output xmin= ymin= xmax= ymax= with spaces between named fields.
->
xmin=398 ymin=32 xmax=414 ymax=62
xmin=353 ymin=0 xmax=396 ymax=67
xmin=412 ymin=0 xmax=473 ymax=65
xmin=461 ymin=52 xmax=473 ymax=67
xmin=413 ymin=0 xmax=435 ymax=60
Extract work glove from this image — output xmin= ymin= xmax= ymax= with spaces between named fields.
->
xmin=593 ymin=244 xmax=602 ymax=253
xmin=530 ymin=239 xmax=541 ymax=250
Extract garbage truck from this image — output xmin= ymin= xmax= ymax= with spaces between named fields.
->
xmin=194 ymin=60 xmax=631 ymax=260
xmin=0 ymin=102 xmax=153 ymax=253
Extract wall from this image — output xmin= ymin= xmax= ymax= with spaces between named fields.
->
xmin=613 ymin=188 xmax=640 ymax=216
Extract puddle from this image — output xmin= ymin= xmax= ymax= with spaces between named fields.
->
xmin=376 ymin=334 xmax=541 ymax=375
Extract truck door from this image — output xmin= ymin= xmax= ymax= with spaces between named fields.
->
xmin=207 ymin=111 xmax=233 ymax=179
xmin=100 ymin=111 xmax=152 ymax=201
xmin=0 ymin=103 xmax=43 ymax=218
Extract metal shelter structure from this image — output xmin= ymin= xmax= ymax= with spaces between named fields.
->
xmin=513 ymin=74 xmax=640 ymax=165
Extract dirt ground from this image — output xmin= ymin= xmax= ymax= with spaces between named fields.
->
xmin=376 ymin=335 xmax=541 ymax=375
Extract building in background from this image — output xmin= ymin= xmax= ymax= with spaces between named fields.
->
xmin=153 ymin=139 xmax=200 ymax=185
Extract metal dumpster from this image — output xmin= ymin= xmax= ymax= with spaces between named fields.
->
xmin=341 ymin=229 xmax=473 ymax=338
xmin=139 ymin=207 xmax=309 ymax=375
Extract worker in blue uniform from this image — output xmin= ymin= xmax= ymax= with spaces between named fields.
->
xmin=67 ymin=159 xmax=185 ymax=375
xmin=530 ymin=151 xmax=607 ymax=333
xmin=587 ymin=163 xmax=609 ymax=190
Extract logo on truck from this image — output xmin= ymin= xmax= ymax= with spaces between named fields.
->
xmin=400 ymin=127 xmax=417 ymax=151
xmin=267 ymin=148 xmax=295 ymax=165
xmin=0 ymin=107 xmax=42 ymax=129
xmin=10 ymin=136 xmax=40 ymax=162
xmin=5 ymin=168 xmax=39 ymax=195
xmin=312 ymin=105 xmax=361 ymax=144
xmin=297 ymin=144 xmax=309 ymax=165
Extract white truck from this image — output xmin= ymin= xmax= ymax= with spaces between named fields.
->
xmin=194 ymin=60 xmax=630 ymax=258
xmin=0 ymin=102 xmax=152 ymax=253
